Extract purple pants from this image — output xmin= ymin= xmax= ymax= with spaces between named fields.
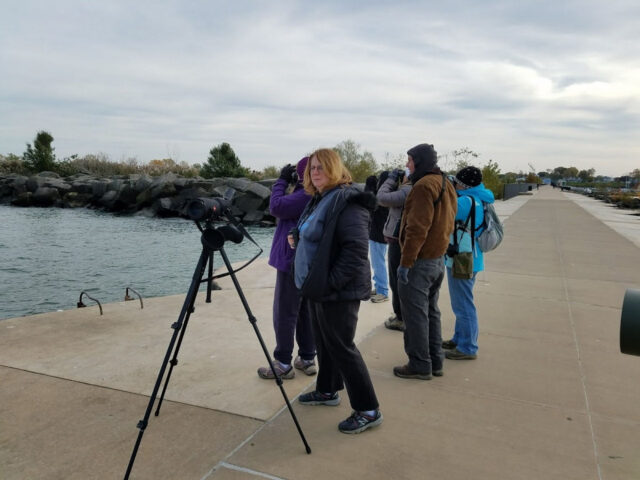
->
xmin=273 ymin=269 xmax=315 ymax=364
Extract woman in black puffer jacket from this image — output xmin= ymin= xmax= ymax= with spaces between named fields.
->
xmin=291 ymin=148 xmax=383 ymax=435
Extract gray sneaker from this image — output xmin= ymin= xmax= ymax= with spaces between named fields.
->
xmin=384 ymin=316 xmax=405 ymax=331
xmin=257 ymin=362 xmax=295 ymax=379
xmin=371 ymin=293 xmax=389 ymax=303
xmin=294 ymin=356 xmax=317 ymax=376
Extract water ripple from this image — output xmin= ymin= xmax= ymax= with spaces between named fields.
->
xmin=0 ymin=206 xmax=273 ymax=320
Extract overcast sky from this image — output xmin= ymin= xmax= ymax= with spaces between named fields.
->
xmin=1 ymin=1 xmax=638 ymax=177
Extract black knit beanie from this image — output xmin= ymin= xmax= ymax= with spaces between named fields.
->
xmin=455 ymin=166 xmax=482 ymax=188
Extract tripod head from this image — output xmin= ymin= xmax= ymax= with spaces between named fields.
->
xmin=201 ymin=224 xmax=243 ymax=250
xmin=185 ymin=196 xmax=263 ymax=276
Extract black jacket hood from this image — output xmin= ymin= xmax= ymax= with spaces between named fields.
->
xmin=347 ymin=189 xmax=377 ymax=212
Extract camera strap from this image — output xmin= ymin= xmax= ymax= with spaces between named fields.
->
xmin=453 ymin=197 xmax=475 ymax=252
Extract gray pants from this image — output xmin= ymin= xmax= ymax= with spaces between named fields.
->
xmin=398 ymin=257 xmax=445 ymax=374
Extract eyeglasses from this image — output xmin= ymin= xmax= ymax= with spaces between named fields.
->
xmin=310 ymin=165 xmax=323 ymax=172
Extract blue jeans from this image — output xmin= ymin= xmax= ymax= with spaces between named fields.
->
xmin=369 ymin=240 xmax=388 ymax=296
xmin=446 ymin=267 xmax=478 ymax=355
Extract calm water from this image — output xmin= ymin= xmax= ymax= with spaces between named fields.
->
xmin=0 ymin=205 xmax=274 ymax=320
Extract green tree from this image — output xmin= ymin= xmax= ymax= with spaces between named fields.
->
xmin=451 ymin=147 xmax=479 ymax=172
xmin=578 ymin=168 xmax=596 ymax=182
xmin=333 ymin=139 xmax=378 ymax=182
xmin=550 ymin=166 xmax=567 ymax=181
xmin=565 ymin=166 xmax=579 ymax=179
xmin=502 ymin=172 xmax=518 ymax=184
xmin=379 ymin=152 xmax=405 ymax=172
xmin=525 ymin=172 xmax=540 ymax=184
xmin=261 ymin=165 xmax=280 ymax=179
xmin=481 ymin=160 xmax=503 ymax=199
xmin=200 ymin=142 xmax=248 ymax=178
xmin=23 ymin=131 xmax=57 ymax=172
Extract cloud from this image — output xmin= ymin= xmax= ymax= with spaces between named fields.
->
xmin=1 ymin=0 xmax=639 ymax=176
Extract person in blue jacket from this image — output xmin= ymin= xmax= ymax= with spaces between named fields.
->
xmin=443 ymin=166 xmax=495 ymax=360
xmin=257 ymin=157 xmax=316 ymax=379
xmin=292 ymin=148 xmax=383 ymax=434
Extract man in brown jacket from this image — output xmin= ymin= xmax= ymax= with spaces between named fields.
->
xmin=393 ymin=143 xmax=457 ymax=380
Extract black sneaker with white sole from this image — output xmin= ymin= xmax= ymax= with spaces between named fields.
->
xmin=298 ymin=390 xmax=341 ymax=406
xmin=338 ymin=410 xmax=383 ymax=434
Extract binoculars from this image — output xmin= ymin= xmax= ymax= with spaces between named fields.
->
xmin=620 ymin=289 xmax=640 ymax=356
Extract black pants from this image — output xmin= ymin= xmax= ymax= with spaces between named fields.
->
xmin=309 ymin=300 xmax=379 ymax=412
xmin=387 ymin=241 xmax=403 ymax=320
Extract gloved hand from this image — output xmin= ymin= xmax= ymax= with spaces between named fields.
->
xmin=388 ymin=168 xmax=403 ymax=182
xmin=397 ymin=266 xmax=410 ymax=285
xmin=279 ymin=164 xmax=296 ymax=183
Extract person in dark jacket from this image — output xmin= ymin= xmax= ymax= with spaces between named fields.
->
xmin=377 ymin=169 xmax=412 ymax=330
xmin=257 ymin=157 xmax=316 ymax=380
xmin=365 ymin=173 xmax=390 ymax=303
xmin=292 ymin=148 xmax=383 ymax=434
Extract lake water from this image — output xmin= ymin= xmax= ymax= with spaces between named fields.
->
xmin=0 ymin=205 xmax=274 ymax=320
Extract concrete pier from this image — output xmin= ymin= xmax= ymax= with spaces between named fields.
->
xmin=1 ymin=187 xmax=639 ymax=479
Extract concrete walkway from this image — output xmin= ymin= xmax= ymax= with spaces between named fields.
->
xmin=1 ymin=187 xmax=639 ymax=479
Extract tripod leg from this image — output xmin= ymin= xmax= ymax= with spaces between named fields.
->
xmin=154 ymin=266 xmax=202 ymax=417
xmin=124 ymin=247 xmax=211 ymax=480
xmin=206 ymin=250 xmax=214 ymax=303
xmin=217 ymin=247 xmax=312 ymax=454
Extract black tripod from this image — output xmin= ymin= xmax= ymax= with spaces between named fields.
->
xmin=124 ymin=216 xmax=311 ymax=479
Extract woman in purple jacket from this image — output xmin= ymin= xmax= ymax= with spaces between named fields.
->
xmin=257 ymin=157 xmax=317 ymax=379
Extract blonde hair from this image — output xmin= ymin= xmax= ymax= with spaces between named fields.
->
xmin=303 ymin=148 xmax=353 ymax=195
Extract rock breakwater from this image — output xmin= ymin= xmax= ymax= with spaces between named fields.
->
xmin=0 ymin=171 xmax=277 ymax=225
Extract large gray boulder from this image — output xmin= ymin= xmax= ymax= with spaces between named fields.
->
xmin=98 ymin=190 xmax=118 ymax=209
xmin=11 ymin=192 xmax=34 ymax=206
xmin=225 ymin=178 xmax=271 ymax=199
xmin=134 ymin=174 xmax=153 ymax=193
xmin=62 ymin=192 xmax=93 ymax=208
xmin=0 ymin=174 xmax=28 ymax=199
xmin=92 ymin=180 xmax=110 ymax=200
xmin=69 ymin=178 xmax=95 ymax=194
xmin=234 ymin=192 xmax=268 ymax=214
xmin=33 ymin=187 xmax=60 ymax=206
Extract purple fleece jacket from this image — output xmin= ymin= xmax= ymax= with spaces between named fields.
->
xmin=268 ymin=176 xmax=311 ymax=272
